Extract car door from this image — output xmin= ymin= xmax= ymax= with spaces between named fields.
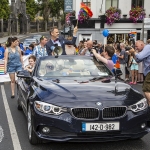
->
xmin=17 ymin=77 xmax=31 ymax=112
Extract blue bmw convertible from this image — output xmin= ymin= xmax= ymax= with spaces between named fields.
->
xmin=17 ymin=56 xmax=150 ymax=144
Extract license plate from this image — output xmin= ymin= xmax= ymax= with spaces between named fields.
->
xmin=82 ymin=122 xmax=120 ymax=132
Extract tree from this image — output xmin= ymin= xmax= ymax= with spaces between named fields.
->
xmin=0 ymin=0 xmax=10 ymax=19
xmin=50 ymin=0 xmax=64 ymax=17
xmin=26 ymin=0 xmax=39 ymax=21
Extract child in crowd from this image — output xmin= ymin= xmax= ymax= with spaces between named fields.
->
xmin=129 ymin=53 xmax=138 ymax=84
xmin=25 ymin=55 xmax=36 ymax=73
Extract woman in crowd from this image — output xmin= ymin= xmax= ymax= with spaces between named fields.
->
xmin=4 ymin=37 xmax=23 ymax=98
xmin=129 ymin=52 xmax=138 ymax=84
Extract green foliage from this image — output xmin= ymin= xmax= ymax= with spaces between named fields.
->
xmin=38 ymin=0 xmax=64 ymax=18
xmin=49 ymin=0 xmax=64 ymax=17
xmin=0 ymin=0 xmax=10 ymax=19
xmin=26 ymin=0 xmax=39 ymax=21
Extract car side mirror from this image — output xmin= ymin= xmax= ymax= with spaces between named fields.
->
xmin=17 ymin=70 xmax=31 ymax=78
xmin=114 ymin=68 xmax=122 ymax=77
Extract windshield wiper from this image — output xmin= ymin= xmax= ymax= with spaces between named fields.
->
xmin=89 ymin=76 xmax=111 ymax=82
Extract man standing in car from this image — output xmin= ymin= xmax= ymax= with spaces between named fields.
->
xmin=46 ymin=26 xmax=78 ymax=55
xmin=33 ymin=36 xmax=48 ymax=58
xmin=129 ymin=40 xmax=150 ymax=106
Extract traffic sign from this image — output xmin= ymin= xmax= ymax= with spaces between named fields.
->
xmin=64 ymin=0 xmax=73 ymax=12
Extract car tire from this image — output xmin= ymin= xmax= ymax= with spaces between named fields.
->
xmin=28 ymin=105 xmax=42 ymax=145
xmin=17 ymin=89 xmax=22 ymax=111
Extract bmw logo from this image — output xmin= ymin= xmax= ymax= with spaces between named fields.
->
xmin=96 ymin=102 xmax=102 ymax=106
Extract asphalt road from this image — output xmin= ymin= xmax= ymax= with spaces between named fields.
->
xmin=0 ymin=81 xmax=150 ymax=150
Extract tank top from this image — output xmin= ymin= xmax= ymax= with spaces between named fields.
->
xmin=7 ymin=47 xmax=22 ymax=67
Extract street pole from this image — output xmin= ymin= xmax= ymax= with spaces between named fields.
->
xmin=64 ymin=13 xmax=65 ymax=38
xmin=142 ymin=19 xmax=144 ymax=41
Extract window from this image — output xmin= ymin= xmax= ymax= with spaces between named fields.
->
xmin=82 ymin=0 xmax=91 ymax=8
xmin=131 ymin=0 xmax=144 ymax=7
xmin=106 ymin=0 xmax=119 ymax=10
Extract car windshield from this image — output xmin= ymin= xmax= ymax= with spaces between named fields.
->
xmin=24 ymin=39 xmax=37 ymax=42
xmin=36 ymin=57 xmax=112 ymax=78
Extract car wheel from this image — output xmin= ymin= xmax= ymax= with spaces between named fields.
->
xmin=17 ymin=90 xmax=22 ymax=110
xmin=28 ymin=105 xmax=41 ymax=145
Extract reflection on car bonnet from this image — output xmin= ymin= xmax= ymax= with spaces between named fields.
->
xmin=45 ymin=62 xmax=55 ymax=73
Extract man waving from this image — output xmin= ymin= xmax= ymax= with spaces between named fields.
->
xmin=46 ymin=26 xmax=78 ymax=55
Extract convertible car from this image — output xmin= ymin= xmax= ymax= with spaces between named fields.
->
xmin=17 ymin=56 xmax=150 ymax=145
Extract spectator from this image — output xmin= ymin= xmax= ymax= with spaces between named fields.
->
xmin=17 ymin=39 xmax=25 ymax=51
xmin=65 ymin=36 xmax=76 ymax=55
xmin=137 ymin=62 xmax=144 ymax=83
xmin=129 ymin=53 xmax=138 ymax=84
xmin=129 ymin=40 xmax=150 ymax=106
xmin=92 ymin=45 xmax=115 ymax=70
xmin=4 ymin=37 xmax=23 ymax=98
xmin=78 ymin=40 xmax=84 ymax=54
xmin=80 ymin=40 xmax=93 ymax=56
xmin=117 ymin=43 xmax=127 ymax=80
xmin=25 ymin=44 xmax=34 ymax=55
xmin=33 ymin=36 xmax=48 ymax=58
xmin=0 ymin=43 xmax=5 ymax=59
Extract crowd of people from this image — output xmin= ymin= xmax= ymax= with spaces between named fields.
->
xmin=0 ymin=27 xmax=150 ymax=108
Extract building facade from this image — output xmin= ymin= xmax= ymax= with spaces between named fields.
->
xmin=73 ymin=0 xmax=150 ymax=44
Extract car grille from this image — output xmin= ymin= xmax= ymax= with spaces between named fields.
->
xmin=103 ymin=107 xmax=127 ymax=119
xmin=72 ymin=108 xmax=99 ymax=119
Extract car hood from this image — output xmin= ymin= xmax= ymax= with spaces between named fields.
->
xmin=32 ymin=77 xmax=144 ymax=108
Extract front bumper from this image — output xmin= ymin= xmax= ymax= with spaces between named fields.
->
xmin=31 ymin=104 xmax=150 ymax=142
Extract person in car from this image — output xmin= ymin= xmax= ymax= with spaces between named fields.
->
xmin=46 ymin=26 xmax=78 ymax=55
xmin=33 ymin=36 xmax=48 ymax=58
xmin=25 ymin=55 xmax=36 ymax=73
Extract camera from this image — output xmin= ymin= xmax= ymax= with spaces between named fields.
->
xmin=88 ymin=46 xmax=99 ymax=54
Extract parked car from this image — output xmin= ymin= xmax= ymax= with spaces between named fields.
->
xmin=17 ymin=56 xmax=149 ymax=145
xmin=23 ymin=38 xmax=38 ymax=48
xmin=32 ymin=35 xmax=42 ymax=43
xmin=61 ymin=27 xmax=70 ymax=35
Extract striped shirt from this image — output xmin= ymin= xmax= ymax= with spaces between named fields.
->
xmin=33 ymin=44 xmax=48 ymax=58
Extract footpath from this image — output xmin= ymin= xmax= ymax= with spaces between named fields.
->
xmin=0 ymin=34 xmax=29 ymax=44
xmin=0 ymin=32 xmax=48 ymax=44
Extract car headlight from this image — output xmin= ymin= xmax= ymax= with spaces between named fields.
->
xmin=34 ymin=101 xmax=67 ymax=115
xmin=128 ymin=98 xmax=148 ymax=112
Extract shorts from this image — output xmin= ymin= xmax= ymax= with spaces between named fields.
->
xmin=131 ymin=64 xmax=138 ymax=70
xmin=7 ymin=65 xmax=22 ymax=74
xmin=142 ymin=72 xmax=150 ymax=92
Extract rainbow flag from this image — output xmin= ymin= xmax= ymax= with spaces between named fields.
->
xmin=0 ymin=64 xmax=5 ymax=75
xmin=78 ymin=3 xmax=93 ymax=23
xmin=80 ymin=2 xmax=93 ymax=17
